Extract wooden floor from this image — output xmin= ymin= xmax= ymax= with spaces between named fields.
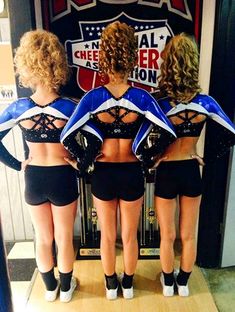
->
xmin=26 ymin=251 xmax=218 ymax=312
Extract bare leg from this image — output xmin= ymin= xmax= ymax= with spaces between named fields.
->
xmin=179 ymin=195 xmax=201 ymax=272
xmin=27 ymin=202 xmax=54 ymax=272
xmin=52 ymin=200 xmax=77 ymax=273
xmin=119 ymin=197 xmax=143 ymax=275
xmin=155 ymin=197 xmax=177 ymax=273
xmin=93 ymin=196 xmax=118 ymax=275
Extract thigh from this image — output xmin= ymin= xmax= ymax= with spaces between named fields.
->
xmin=179 ymin=195 xmax=201 ymax=237
xmin=155 ymin=197 xmax=177 ymax=236
xmin=119 ymin=197 xmax=143 ymax=235
xmin=52 ymin=200 xmax=77 ymax=237
xmin=27 ymin=202 xmax=54 ymax=240
xmin=93 ymin=196 xmax=118 ymax=239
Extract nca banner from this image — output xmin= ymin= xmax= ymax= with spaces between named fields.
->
xmin=41 ymin=0 xmax=203 ymax=97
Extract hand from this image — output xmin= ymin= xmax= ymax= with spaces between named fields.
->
xmin=21 ymin=157 xmax=32 ymax=171
xmin=64 ymin=157 xmax=79 ymax=170
xmin=95 ymin=152 xmax=103 ymax=161
xmin=147 ymin=155 xmax=168 ymax=174
xmin=191 ymin=154 xmax=205 ymax=166
xmin=153 ymin=155 xmax=168 ymax=168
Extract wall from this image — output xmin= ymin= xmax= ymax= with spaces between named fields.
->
xmin=0 ymin=41 xmax=35 ymax=240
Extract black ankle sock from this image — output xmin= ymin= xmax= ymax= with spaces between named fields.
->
xmin=105 ymin=273 xmax=118 ymax=290
xmin=40 ymin=268 xmax=57 ymax=291
xmin=176 ymin=268 xmax=191 ymax=286
xmin=59 ymin=270 xmax=73 ymax=292
xmin=162 ymin=271 xmax=174 ymax=286
xmin=122 ymin=272 xmax=134 ymax=289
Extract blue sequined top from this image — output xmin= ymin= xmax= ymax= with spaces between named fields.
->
xmin=0 ymin=97 xmax=77 ymax=170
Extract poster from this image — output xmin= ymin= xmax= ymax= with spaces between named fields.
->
xmin=41 ymin=0 xmax=203 ymax=98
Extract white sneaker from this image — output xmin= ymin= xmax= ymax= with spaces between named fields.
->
xmin=118 ymin=273 xmax=134 ymax=299
xmin=174 ymin=269 xmax=189 ymax=297
xmin=121 ymin=285 xmax=134 ymax=299
xmin=160 ymin=273 xmax=174 ymax=297
xmin=45 ymin=280 xmax=60 ymax=302
xmin=105 ymin=287 xmax=118 ymax=300
xmin=104 ymin=277 xmax=118 ymax=300
xmin=177 ymin=284 xmax=189 ymax=297
xmin=60 ymin=276 xmax=77 ymax=302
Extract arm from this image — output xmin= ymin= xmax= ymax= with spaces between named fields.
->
xmin=133 ymin=92 xmax=176 ymax=167
xmin=0 ymin=103 xmax=22 ymax=171
xmin=203 ymin=96 xmax=235 ymax=162
xmin=61 ymin=93 xmax=103 ymax=175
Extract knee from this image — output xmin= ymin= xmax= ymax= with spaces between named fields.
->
xmin=35 ymin=234 xmax=54 ymax=248
xmin=121 ymin=231 xmax=137 ymax=247
xmin=160 ymin=230 xmax=176 ymax=244
xmin=101 ymin=232 xmax=117 ymax=247
xmin=54 ymin=229 xmax=73 ymax=247
xmin=180 ymin=231 xmax=196 ymax=243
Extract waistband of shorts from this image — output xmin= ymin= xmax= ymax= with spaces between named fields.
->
xmin=94 ymin=161 xmax=141 ymax=168
xmin=158 ymin=159 xmax=199 ymax=166
xmin=25 ymin=164 xmax=73 ymax=171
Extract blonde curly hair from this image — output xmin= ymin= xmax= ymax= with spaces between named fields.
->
xmin=99 ymin=21 xmax=138 ymax=80
xmin=158 ymin=33 xmax=201 ymax=104
xmin=14 ymin=29 xmax=69 ymax=92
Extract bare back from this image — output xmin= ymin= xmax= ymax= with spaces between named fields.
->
xmin=95 ymin=83 xmax=140 ymax=163
xmin=19 ymin=91 xmax=71 ymax=166
xmin=163 ymin=111 xmax=207 ymax=160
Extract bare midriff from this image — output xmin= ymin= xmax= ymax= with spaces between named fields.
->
xmin=162 ymin=136 xmax=200 ymax=161
xmin=26 ymin=141 xmax=71 ymax=166
xmin=97 ymin=138 xmax=138 ymax=163
xmin=161 ymin=112 xmax=206 ymax=161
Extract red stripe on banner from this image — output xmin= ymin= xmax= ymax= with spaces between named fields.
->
xmin=77 ymin=68 xmax=95 ymax=91
xmin=171 ymin=0 xmax=187 ymax=13
xmin=194 ymin=0 xmax=200 ymax=41
xmin=94 ymin=73 xmax=108 ymax=88
xmin=52 ymin=0 xmax=67 ymax=15
xmin=72 ymin=0 xmax=94 ymax=5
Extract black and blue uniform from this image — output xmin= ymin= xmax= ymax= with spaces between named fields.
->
xmin=155 ymin=94 xmax=235 ymax=199
xmin=61 ymin=86 xmax=176 ymax=201
xmin=0 ymin=97 xmax=79 ymax=206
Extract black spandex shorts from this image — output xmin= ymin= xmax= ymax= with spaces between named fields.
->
xmin=154 ymin=159 xmax=202 ymax=199
xmin=91 ymin=162 xmax=145 ymax=201
xmin=25 ymin=165 xmax=79 ymax=206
